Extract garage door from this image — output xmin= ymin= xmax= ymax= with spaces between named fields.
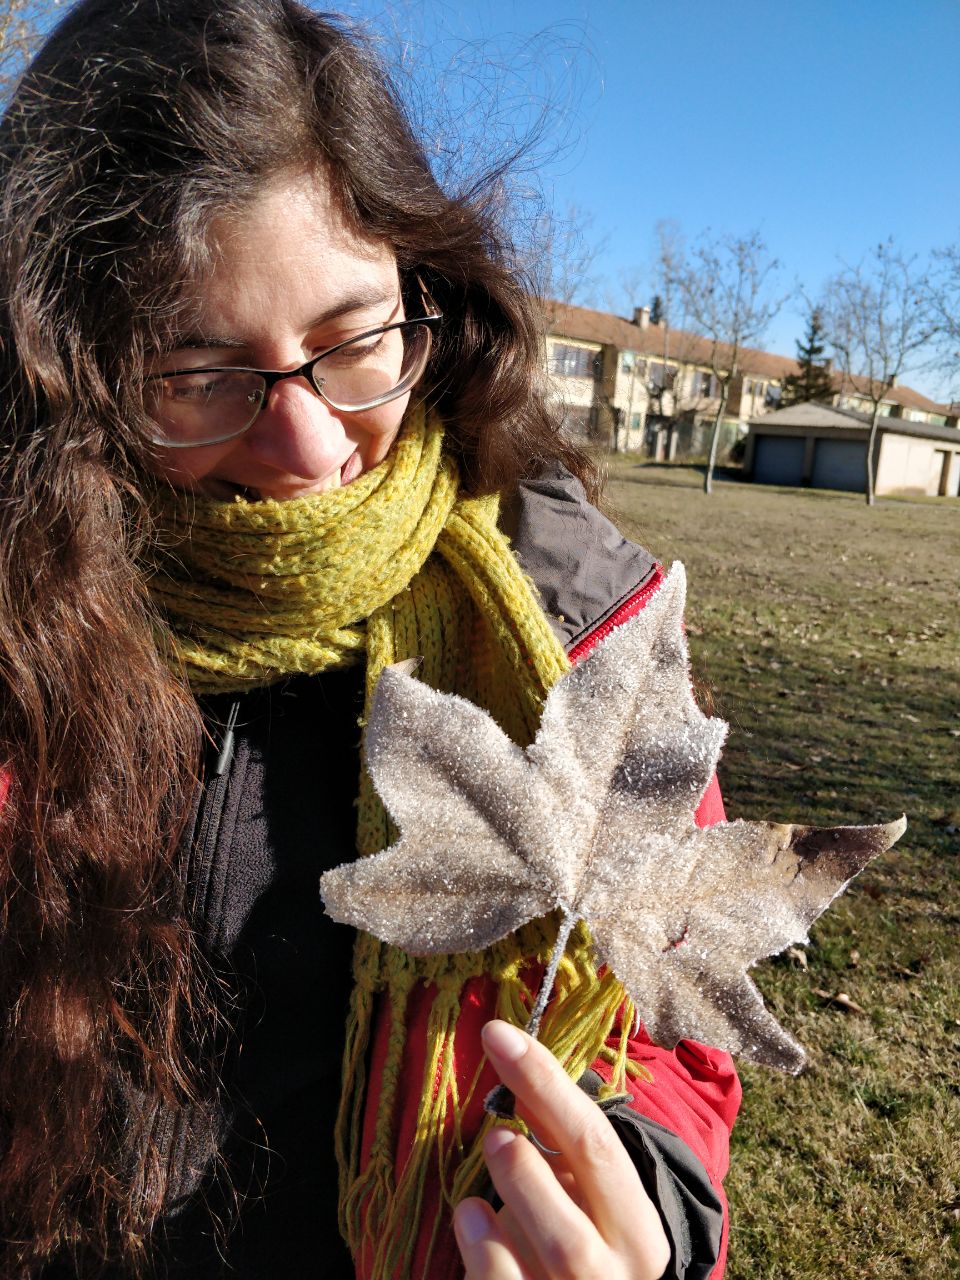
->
xmin=811 ymin=439 xmax=866 ymax=492
xmin=752 ymin=435 xmax=805 ymax=485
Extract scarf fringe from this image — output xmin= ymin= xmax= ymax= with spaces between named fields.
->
xmin=339 ymin=919 xmax=634 ymax=1278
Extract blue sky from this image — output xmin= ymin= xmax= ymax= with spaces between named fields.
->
xmin=334 ymin=0 xmax=960 ymax=399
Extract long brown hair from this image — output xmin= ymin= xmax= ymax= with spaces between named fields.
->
xmin=0 ymin=1 xmax=594 ymax=1272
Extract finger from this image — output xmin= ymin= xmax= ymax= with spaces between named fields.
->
xmin=481 ymin=1124 xmax=609 ymax=1280
xmin=453 ymin=1197 xmax=532 ymax=1280
xmin=494 ymin=1199 xmax=560 ymax=1280
xmin=481 ymin=1020 xmax=668 ymax=1262
xmin=493 ymin=1182 xmax=592 ymax=1280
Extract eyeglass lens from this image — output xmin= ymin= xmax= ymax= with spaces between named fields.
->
xmin=145 ymin=320 xmax=433 ymax=446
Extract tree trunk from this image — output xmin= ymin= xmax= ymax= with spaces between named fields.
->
xmin=704 ymin=387 xmax=729 ymax=495
xmin=865 ymin=404 xmax=881 ymax=506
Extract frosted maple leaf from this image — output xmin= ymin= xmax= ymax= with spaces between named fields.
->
xmin=321 ymin=563 xmax=905 ymax=1072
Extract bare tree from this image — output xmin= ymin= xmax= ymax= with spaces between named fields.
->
xmin=820 ymin=241 xmax=937 ymax=506
xmin=646 ymin=219 xmax=685 ymax=382
xmin=611 ymin=223 xmax=733 ymax=459
xmin=531 ymin=201 xmax=607 ymax=323
xmin=635 ymin=222 xmax=711 ymax=453
xmin=612 ymin=223 xmax=681 ymax=443
xmin=0 ymin=0 xmax=61 ymax=104
xmin=672 ymin=230 xmax=789 ymax=493
xmin=930 ymin=241 xmax=960 ymax=400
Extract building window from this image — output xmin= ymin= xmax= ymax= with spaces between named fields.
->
xmin=549 ymin=343 xmax=598 ymax=378
xmin=690 ymin=370 xmax=717 ymax=397
xmin=649 ymin=362 xmax=677 ymax=391
xmin=621 ymin=352 xmax=634 ymax=372
xmin=765 ymin=384 xmax=782 ymax=407
xmin=630 ymin=412 xmax=642 ymax=430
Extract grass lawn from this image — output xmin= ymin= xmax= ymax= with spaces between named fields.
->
xmin=603 ymin=459 xmax=960 ymax=1280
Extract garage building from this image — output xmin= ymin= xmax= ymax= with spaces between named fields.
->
xmin=744 ymin=401 xmax=960 ymax=497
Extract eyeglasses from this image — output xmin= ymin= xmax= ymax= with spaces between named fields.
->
xmin=143 ymin=313 xmax=441 ymax=448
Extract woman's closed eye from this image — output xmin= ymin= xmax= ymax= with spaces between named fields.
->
xmin=323 ymin=332 xmax=393 ymax=366
xmin=156 ymin=372 xmax=266 ymax=417
xmin=164 ymin=372 xmax=234 ymax=397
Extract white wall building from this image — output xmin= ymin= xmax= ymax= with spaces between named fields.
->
xmin=744 ymin=402 xmax=960 ymax=497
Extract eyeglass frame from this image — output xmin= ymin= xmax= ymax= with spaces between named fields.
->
xmin=142 ymin=310 xmax=442 ymax=449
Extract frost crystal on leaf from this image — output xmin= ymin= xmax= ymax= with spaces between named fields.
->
xmin=320 ymin=563 xmax=906 ymax=1072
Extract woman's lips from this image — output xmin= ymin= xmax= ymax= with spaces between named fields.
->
xmin=339 ymin=449 xmax=364 ymax=486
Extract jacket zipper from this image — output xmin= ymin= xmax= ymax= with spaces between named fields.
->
xmin=155 ymin=700 xmax=242 ymax=1207
xmin=566 ymin=564 xmax=665 ymax=665
xmin=189 ymin=698 xmax=241 ymax=923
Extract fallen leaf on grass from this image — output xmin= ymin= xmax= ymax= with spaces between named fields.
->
xmin=813 ymin=988 xmax=867 ymax=1015
xmin=322 ymin=563 xmax=906 ymax=1074
xmin=889 ymin=959 xmax=926 ymax=980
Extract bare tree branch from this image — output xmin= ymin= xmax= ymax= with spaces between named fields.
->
xmin=530 ymin=201 xmax=607 ymax=322
xmin=638 ymin=221 xmax=713 ymax=434
xmin=819 ymin=241 xmax=938 ymax=506
xmin=930 ymin=241 xmax=960 ymax=402
xmin=671 ymin=229 xmax=790 ymax=493
xmin=0 ymin=0 xmax=62 ymax=105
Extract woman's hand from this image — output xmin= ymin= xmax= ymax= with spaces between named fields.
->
xmin=453 ymin=1020 xmax=671 ymax=1280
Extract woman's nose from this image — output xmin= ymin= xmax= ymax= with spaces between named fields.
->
xmin=243 ymin=377 xmax=345 ymax=477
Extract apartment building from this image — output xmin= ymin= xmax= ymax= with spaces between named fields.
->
xmin=542 ymin=300 xmax=956 ymax=459
xmin=543 ymin=300 xmax=795 ymax=457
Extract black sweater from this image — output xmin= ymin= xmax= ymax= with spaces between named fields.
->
xmin=127 ymin=668 xmax=365 ymax=1279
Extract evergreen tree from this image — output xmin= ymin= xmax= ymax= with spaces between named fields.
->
xmin=649 ymin=294 xmax=664 ymax=325
xmin=780 ymin=309 xmax=835 ymax=406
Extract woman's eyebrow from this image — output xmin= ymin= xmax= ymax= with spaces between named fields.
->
xmin=171 ymin=286 xmax=400 ymax=351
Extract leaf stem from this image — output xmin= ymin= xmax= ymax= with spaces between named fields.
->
xmin=525 ymin=909 xmax=579 ymax=1040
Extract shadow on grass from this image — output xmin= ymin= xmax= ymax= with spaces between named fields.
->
xmin=618 ymin=471 xmax=855 ymax=505
xmin=610 ymin=461 xmax=749 ymax=490
xmin=612 ymin=461 xmax=960 ymax=508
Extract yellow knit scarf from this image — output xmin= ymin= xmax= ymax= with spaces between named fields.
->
xmin=148 ymin=407 xmax=634 ymax=1278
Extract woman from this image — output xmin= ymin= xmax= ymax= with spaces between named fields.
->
xmin=0 ymin=1 xmax=739 ymax=1276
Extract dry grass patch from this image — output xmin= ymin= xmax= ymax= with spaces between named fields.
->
xmin=603 ymin=460 xmax=960 ymax=1279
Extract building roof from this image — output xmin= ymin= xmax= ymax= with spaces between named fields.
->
xmin=835 ymin=372 xmax=949 ymax=415
xmin=542 ymin=299 xmax=955 ymax=415
xmin=748 ymin=400 xmax=960 ymax=445
xmin=543 ymin=300 xmax=799 ymax=381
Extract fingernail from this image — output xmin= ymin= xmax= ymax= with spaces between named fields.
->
xmin=484 ymin=1126 xmax=519 ymax=1159
xmin=482 ymin=1019 xmax=528 ymax=1063
xmin=454 ymin=1199 xmax=489 ymax=1246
